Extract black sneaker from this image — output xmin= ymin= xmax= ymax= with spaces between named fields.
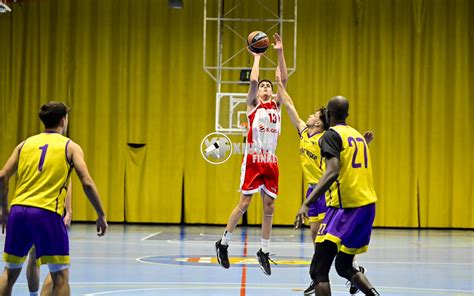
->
xmin=215 ymin=239 xmax=230 ymax=269
xmin=303 ymin=280 xmax=316 ymax=295
xmin=256 ymin=248 xmax=276 ymax=276
xmin=348 ymin=266 xmax=366 ymax=295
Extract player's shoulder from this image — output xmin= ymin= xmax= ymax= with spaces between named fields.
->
xmin=324 ymin=127 xmax=340 ymax=137
xmin=321 ymin=128 xmax=343 ymax=146
xmin=68 ymin=140 xmax=81 ymax=150
xmin=299 ymin=127 xmax=308 ymax=138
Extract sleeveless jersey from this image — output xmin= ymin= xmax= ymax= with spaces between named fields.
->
xmin=323 ymin=125 xmax=377 ymax=208
xmin=246 ymin=100 xmax=281 ymax=154
xmin=12 ymin=132 xmax=73 ymax=216
xmin=300 ymin=129 xmax=324 ymax=185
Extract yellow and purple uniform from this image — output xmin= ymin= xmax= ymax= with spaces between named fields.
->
xmin=4 ymin=132 xmax=72 ymax=266
xmin=316 ymin=125 xmax=377 ymax=254
xmin=299 ymin=128 xmax=327 ymax=222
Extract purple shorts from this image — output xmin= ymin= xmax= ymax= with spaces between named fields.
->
xmin=306 ymin=185 xmax=327 ymax=223
xmin=316 ymin=203 xmax=376 ymax=254
xmin=3 ymin=205 xmax=69 ymax=265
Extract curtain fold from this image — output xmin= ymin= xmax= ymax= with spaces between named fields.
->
xmin=0 ymin=0 xmax=471 ymax=227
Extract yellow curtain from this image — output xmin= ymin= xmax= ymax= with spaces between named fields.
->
xmin=0 ymin=0 xmax=472 ymax=227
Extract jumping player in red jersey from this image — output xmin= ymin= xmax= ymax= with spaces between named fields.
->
xmin=215 ymin=33 xmax=287 ymax=276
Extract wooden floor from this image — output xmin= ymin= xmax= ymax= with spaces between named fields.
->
xmin=1 ymin=224 xmax=473 ymax=295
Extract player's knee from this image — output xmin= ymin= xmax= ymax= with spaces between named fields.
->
xmin=335 ymin=253 xmax=357 ymax=280
xmin=50 ymin=268 xmax=69 ymax=287
xmin=238 ymin=199 xmax=251 ymax=211
xmin=263 ymin=199 xmax=274 ymax=214
xmin=310 ymin=241 xmax=338 ymax=283
xmin=313 ymin=259 xmax=330 ymax=284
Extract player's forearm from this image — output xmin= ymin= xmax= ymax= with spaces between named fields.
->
xmin=0 ymin=173 xmax=8 ymax=209
xmin=277 ymin=83 xmax=304 ymax=131
xmin=304 ymin=170 xmax=339 ymax=206
xmin=65 ymin=194 xmax=72 ymax=215
xmin=250 ymin=55 xmax=261 ymax=82
xmin=82 ymin=181 xmax=105 ymax=218
xmin=286 ymin=107 xmax=304 ymax=132
xmin=277 ymin=50 xmax=288 ymax=83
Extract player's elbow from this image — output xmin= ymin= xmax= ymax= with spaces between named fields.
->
xmin=0 ymin=171 xmax=7 ymax=185
xmin=327 ymin=171 xmax=339 ymax=183
xmin=80 ymin=176 xmax=95 ymax=190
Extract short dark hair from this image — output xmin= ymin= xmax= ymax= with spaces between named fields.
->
xmin=258 ymin=79 xmax=273 ymax=90
xmin=317 ymin=107 xmax=329 ymax=130
xmin=39 ymin=102 xmax=70 ymax=128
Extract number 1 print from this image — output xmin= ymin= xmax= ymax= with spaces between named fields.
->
xmin=38 ymin=144 xmax=49 ymax=172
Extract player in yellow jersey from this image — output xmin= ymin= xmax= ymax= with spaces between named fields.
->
xmin=276 ymin=74 xmax=373 ymax=295
xmin=275 ymin=73 xmax=328 ymax=242
xmin=295 ymin=96 xmax=379 ymax=296
xmin=0 ymin=102 xmax=108 ymax=296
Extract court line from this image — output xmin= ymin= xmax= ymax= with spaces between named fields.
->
xmin=82 ymin=286 xmax=349 ymax=295
xmin=240 ymin=230 xmax=248 ymax=296
xmin=11 ymin=281 xmax=474 ymax=295
xmin=199 ymin=232 xmax=295 ymax=239
xmin=79 ymin=284 xmax=474 ymax=295
xmin=133 ymin=254 xmax=472 ymax=267
xmin=140 ymin=231 xmax=163 ymax=241
xmin=162 ymin=239 xmax=473 ymax=249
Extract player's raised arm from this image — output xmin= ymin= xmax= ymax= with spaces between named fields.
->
xmin=68 ymin=142 xmax=108 ymax=236
xmin=276 ymin=68 xmax=306 ymax=133
xmin=273 ymin=33 xmax=288 ymax=106
xmin=246 ymin=49 xmax=264 ymax=108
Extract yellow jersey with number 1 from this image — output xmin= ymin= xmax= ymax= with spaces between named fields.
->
xmin=12 ymin=132 xmax=73 ymax=216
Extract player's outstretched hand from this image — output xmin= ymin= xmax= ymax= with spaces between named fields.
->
xmin=363 ymin=131 xmax=375 ymax=144
xmin=247 ymin=46 xmax=264 ymax=57
xmin=96 ymin=216 xmax=108 ymax=237
xmin=272 ymin=33 xmax=283 ymax=51
xmin=294 ymin=204 xmax=309 ymax=229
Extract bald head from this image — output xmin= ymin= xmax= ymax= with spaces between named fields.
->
xmin=327 ymin=96 xmax=349 ymax=124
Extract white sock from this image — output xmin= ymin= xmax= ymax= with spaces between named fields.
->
xmin=261 ymin=238 xmax=270 ymax=253
xmin=352 ymin=260 xmax=359 ymax=270
xmin=30 ymin=292 xmax=39 ymax=296
xmin=221 ymin=230 xmax=232 ymax=245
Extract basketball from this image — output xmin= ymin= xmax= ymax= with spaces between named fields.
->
xmin=247 ymin=31 xmax=270 ymax=53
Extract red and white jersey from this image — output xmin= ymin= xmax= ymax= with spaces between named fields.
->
xmin=247 ymin=99 xmax=281 ymax=154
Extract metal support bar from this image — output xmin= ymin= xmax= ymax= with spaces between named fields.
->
xmin=205 ymin=0 xmax=297 ymax=133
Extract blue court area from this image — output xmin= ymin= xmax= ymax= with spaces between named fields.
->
xmin=1 ymin=224 xmax=472 ymax=295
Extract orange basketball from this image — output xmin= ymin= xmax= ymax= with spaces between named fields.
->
xmin=247 ymin=31 xmax=270 ymax=53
